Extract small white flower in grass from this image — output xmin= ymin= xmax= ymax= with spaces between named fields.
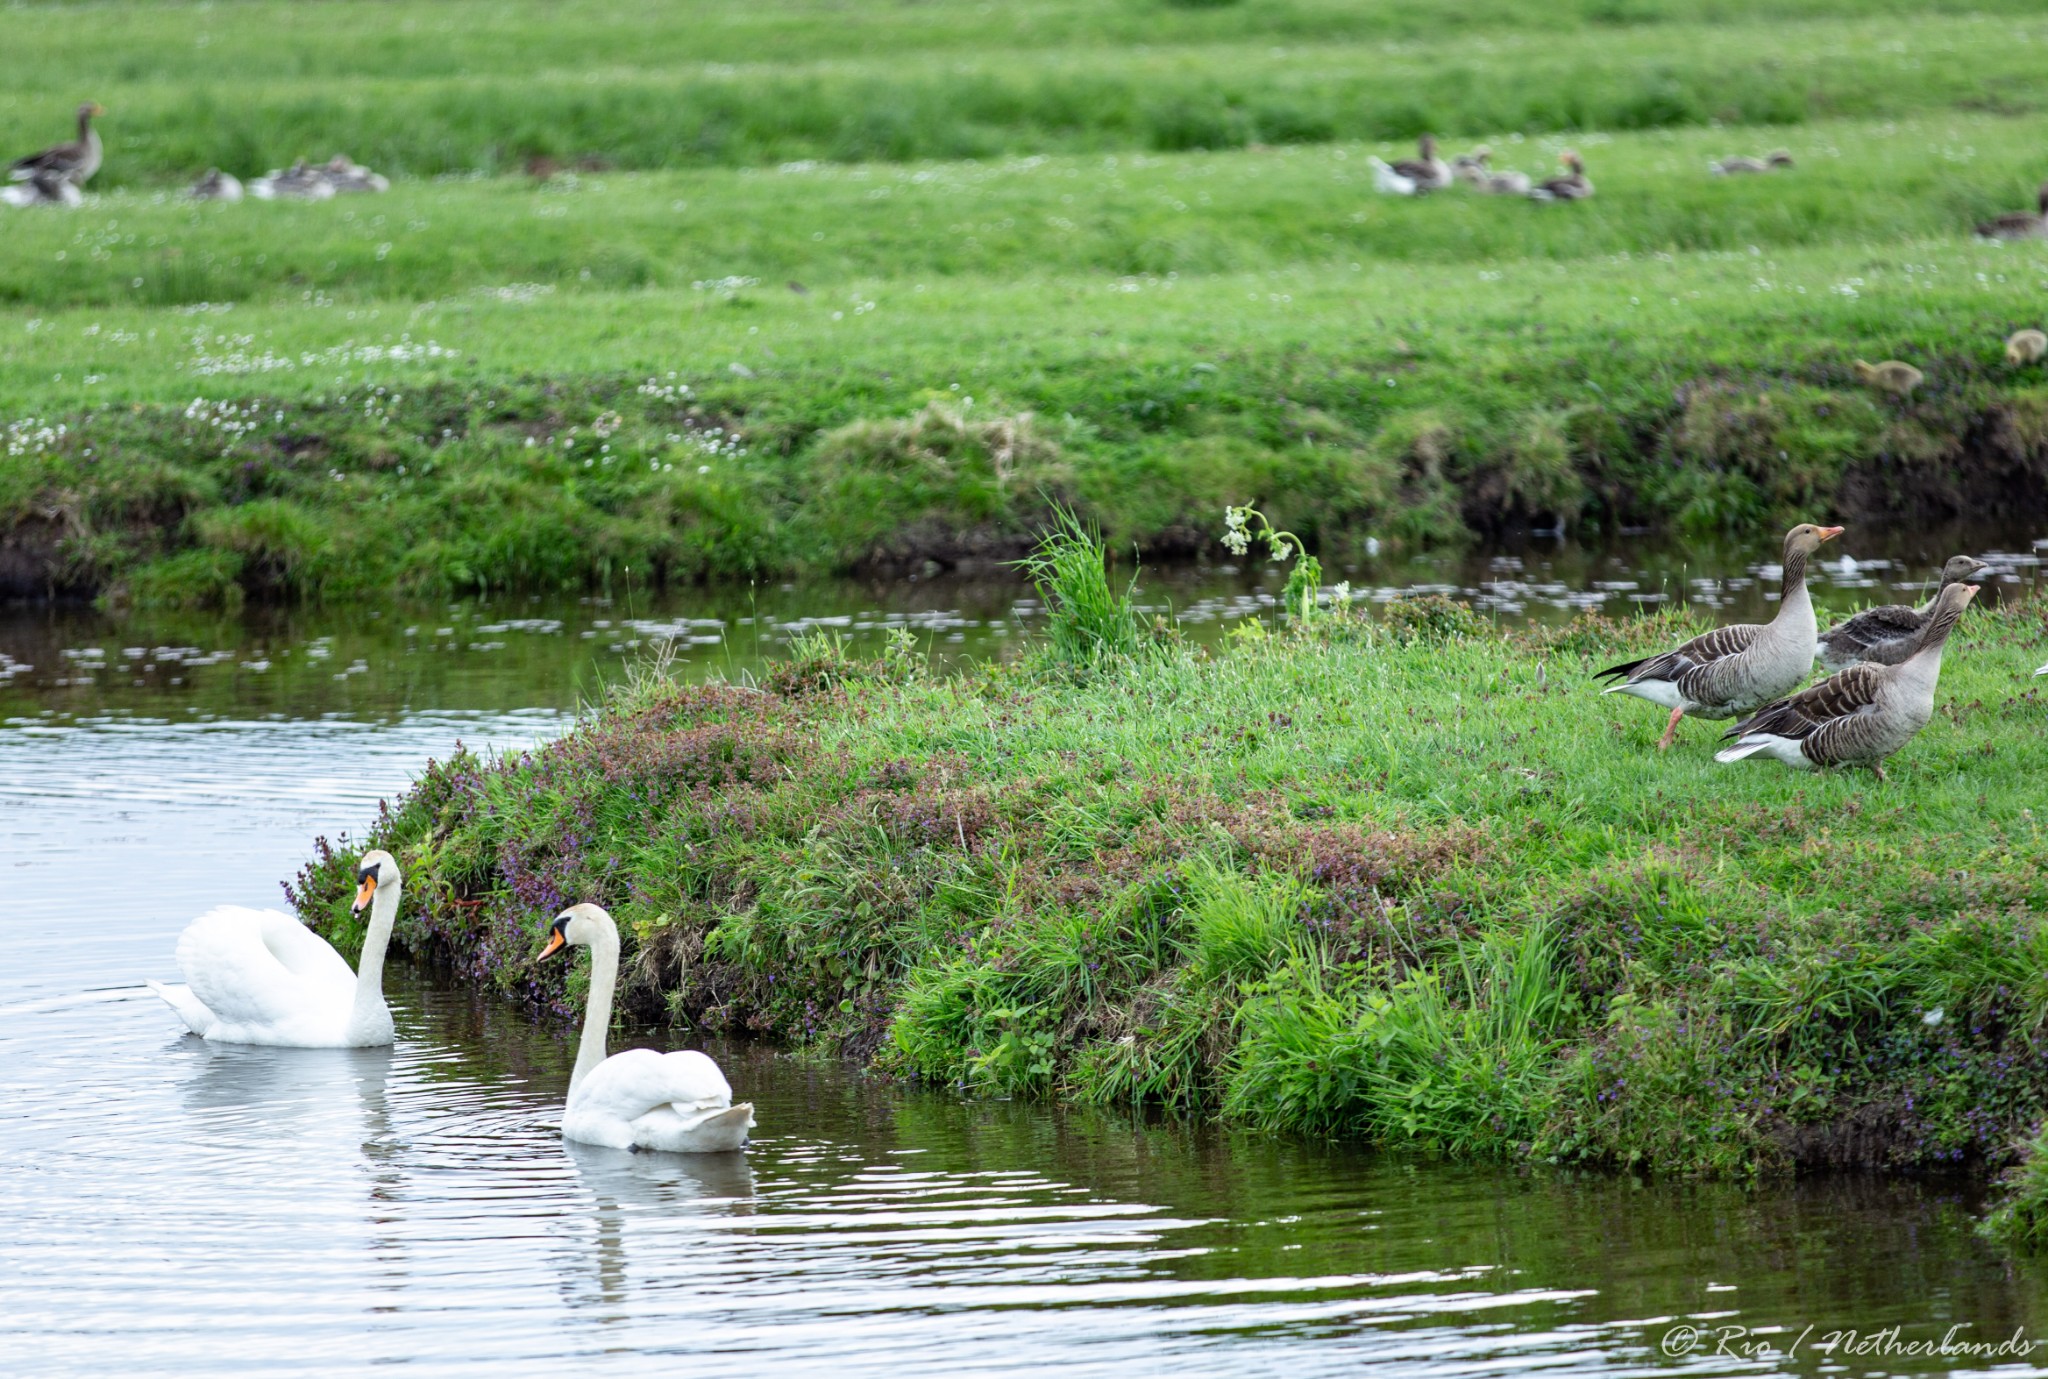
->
xmin=1923 ymin=1007 xmax=1944 ymax=1027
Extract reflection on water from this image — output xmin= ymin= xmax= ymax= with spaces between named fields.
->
xmin=5 ymin=533 xmax=2048 ymax=1375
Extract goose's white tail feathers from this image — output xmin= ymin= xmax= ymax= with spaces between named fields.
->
xmin=1369 ymin=157 xmax=1417 ymax=196
xmin=1715 ymin=734 xmax=1810 ymax=767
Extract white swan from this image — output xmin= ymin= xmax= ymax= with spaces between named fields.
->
xmin=148 ymin=849 xmax=400 ymax=1047
xmin=539 ymin=903 xmax=754 ymax=1153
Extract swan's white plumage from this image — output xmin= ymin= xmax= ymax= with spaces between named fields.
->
xmin=150 ymin=853 xmax=400 ymax=1048
xmin=547 ymin=903 xmax=753 ymax=1153
xmin=564 ymin=1048 xmax=755 ymax=1152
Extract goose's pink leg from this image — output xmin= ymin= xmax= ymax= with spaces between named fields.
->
xmin=1656 ymin=706 xmax=1684 ymax=751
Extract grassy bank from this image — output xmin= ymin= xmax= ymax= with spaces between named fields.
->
xmin=285 ymin=559 xmax=2048 ymax=1187
xmin=9 ymin=224 xmax=2048 ymax=603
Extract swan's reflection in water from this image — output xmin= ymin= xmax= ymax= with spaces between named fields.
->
xmin=563 ymin=1141 xmax=757 ymax=1312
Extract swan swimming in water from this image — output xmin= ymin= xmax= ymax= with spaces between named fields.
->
xmin=148 ymin=850 xmax=400 ymax=1047
xmin=539 ymin=903 xmax=755 ymax=1153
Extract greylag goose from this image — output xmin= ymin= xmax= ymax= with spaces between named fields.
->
xmin=321 ymin=154 xmax=389 ymax=194
xmin=1 ymin=170 xmax=83 ymax=208
xmin=188 ymin=168 xmax=243 ymax=202
xmin=1454 ymin=151 xmax=1532 ymax=195
xmin=2007 ymin=329 xmax=2046 ymax=365
xmin=1977 ymin=184 xmax=2048 ymax=241
xmin=1717 ymin=582 xmax=1977 ymax=780
xmin=1815 ymin=554 xmax=1993 ymax=672
xmin=1597 ymin=523 xmax=1842 ymax=749
xmin=250 ymin=161 xmax=336 ymax=201
xmin=9 ymin=102 xmax=103 ymax=188
xmin=1854 ymin=359 xmax=1922 ymax=395
xmin=1371 ymin=135 xmax=1451 ymax=195
xmin=1710 ymin=151 xmax=1793 ymax=175
xmin=1530 ymin=151 xmax=1593 ymax=202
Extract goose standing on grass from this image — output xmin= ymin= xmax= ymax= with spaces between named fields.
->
xmin=148 ymin=850 xmax=400 ymax=1047
xmin=9 ymin=102 xmax=103 ymax=189
xmin=1597 ymin=523 xmax=1842 ymax=749
xmin=2007 ymin=329 xmax=2047 ymax=365
xmin=1530 ymin=151 xmax=1593 ymax=202
xmin=1978 ymin=183 xmax=2048 ymax=241
xmin=188 ymin=168 xmax=243 ymax=202
xmin=1816 ymin=554 xmax=1993 ymax=671
xmin=1371 ymin=134 xmax=1451 ymax=195
xmin=539 ymin=904 xmax=755 ymax=1153
xmin=1717 ymin=582 xmax=1977 ymax=780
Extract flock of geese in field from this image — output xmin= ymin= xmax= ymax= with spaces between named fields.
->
xmin=3 ymin=101 xmax=388 ymax=206
xmin=1597 ymin=524 xmax=2030 ymax=779
xmin=149 ymin=856 xmax=754 ymax=1153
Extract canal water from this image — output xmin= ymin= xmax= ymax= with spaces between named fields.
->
xmin=5 ymin=531 xmax=2047 ymax=1375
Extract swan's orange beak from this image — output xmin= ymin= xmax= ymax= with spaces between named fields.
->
xmin=351 ymin=873 xmax=377 ymax=917
xmin=537 ymin=930 xmax=567 ymax=961
xmin=1819 ymin=526 xmax=1844 ymax=541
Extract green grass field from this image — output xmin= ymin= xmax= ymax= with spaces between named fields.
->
xmin=8 ymin=1 xmax=2048 ymax=600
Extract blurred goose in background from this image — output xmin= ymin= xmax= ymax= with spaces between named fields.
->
xmin=1854 ymin=359 xmax=1922 ymax=395
xmin=1453 ymin=149 xmax=1532 ymax=195
xmin=1978 ymin=183 xmax=2048 ymax=240
xmin=1710 ymin=151 xmax=1793 ymax=175
xmin=1815 ymin=554 xmax=1993 ymax=672
xmin=321 ymin=154 xmax=389 ymax=194
xmin=2006 ymin=329 xmax=2047 ymax=365
xmin=1371 ymin=134 xmax=1451 ymax=195
xmin=9 ymin=102 xmax=103 ymax=189
xmin=1597 ymin=523 xmax=1841 ymax=749
xmin=1530 ymin=151 xmax=1593 ymax=202
xmin=188 ymin=167 xmax=243 ymax=202
xmin=1718 ymin=582 xmax=1977 ymax=780
xmin=1 ymin=170 xmax=83 ymax=207
xmin=251 ymin=160 xmax=337 ymax=201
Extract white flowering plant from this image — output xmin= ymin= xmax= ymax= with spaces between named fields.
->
xmin=1221 ymin=503 xmax=1323 ymax=624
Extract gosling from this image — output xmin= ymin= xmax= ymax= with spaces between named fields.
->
xmin=1854 ymin=360 xmax=1923 ymax=395
xmin=2006 ymin=329 xmax=2047 ymax=365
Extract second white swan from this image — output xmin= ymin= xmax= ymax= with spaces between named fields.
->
xmin=148 ymin=849 xmax=401 ymax=1047
xmin=539 ymin=903 xmax=755 ymax=1153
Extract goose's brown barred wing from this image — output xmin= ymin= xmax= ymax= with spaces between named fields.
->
xmin=1597 ymin=622 xmax=1760 ymax=685
xmin=1725 ymin=663 xmax=1885 ymax=741
xmin=1818 ymin=603 xmax=1922 ymax=662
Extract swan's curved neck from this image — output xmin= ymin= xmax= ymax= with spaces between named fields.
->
xmin=349 ymin=876 xmax=400 ymax=1026
xmin=571 ymin=923 xmax=620 ymax=1097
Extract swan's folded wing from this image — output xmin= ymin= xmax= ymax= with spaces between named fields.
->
xmin=178 ymin=907 xmax=318 ymax=1032
xmin=254 ymin=908 xmax=356 ymax=987
xmin=573 ymin=1048 xmax=734 ymax=1122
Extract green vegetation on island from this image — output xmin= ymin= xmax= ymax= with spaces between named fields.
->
xmin=287 ymin=527 xmax=2048 ymax=1191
